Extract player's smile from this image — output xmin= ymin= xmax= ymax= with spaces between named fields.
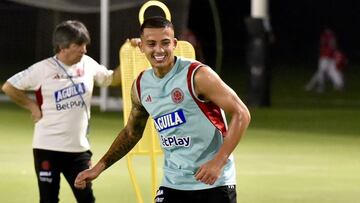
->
xmin=153 ymin=53 xmax=167 ymax=64
xmin=154 ymin=55 xmax=165 ymax=61
xmin=140 ymin=27 xmax=177 ymax=77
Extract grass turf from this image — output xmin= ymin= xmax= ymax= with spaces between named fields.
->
xmin=1 ymin=103 xmax=359 ymax=203
xmin=0 ymin=64 xmax=360 ymax=202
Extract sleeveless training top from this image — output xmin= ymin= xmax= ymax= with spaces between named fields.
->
xmin=136 ymin=57 xmax=236 ymax=190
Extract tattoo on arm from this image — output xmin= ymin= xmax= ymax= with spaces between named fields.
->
xmin=101 ymin=83 xmax=149 ymax=169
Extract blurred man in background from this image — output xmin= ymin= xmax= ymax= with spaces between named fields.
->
xmin=305 ymin=27 xmax=344 ymax=92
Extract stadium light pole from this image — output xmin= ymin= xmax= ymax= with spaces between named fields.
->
xmin=100 ymin=0 xmax=109 ymax=111
xmin=208 ymin=0 xmax=223 ymax=74
xmin=245 ymin=0 xmax=271 ymax=107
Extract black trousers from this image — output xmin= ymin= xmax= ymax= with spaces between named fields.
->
xmin=33 ymin=149 xmax=95 ymax=203
xmin=154 ymin=185 xmax=237 ymax=203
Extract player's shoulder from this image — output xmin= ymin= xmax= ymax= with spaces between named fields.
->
xmin=28 ymin=57 xmax=57 ymax=73
xmin=80 ymin=55 xmax=108 ymax=73
xmin=177 ymin=56 xmax=196 ymax=65
xmin=176 ymin=56 xmax=203 ymax=72
xmin=81 ymin=55 xmax=98 ymax=65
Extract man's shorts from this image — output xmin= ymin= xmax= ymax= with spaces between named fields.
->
xmin=154 ymin=185 xmax=237 ymax=203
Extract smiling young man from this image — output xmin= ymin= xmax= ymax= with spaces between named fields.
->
xmin=74 ymin=16 xmax=251 ymax=203
xmin=2 ymin=20 xmax=115 ymax=203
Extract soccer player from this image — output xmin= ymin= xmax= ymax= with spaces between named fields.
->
xmin=2 ymin=20 xmax=115 ymax=203
xmin=74 ymin=16 xmax=251 ymax=203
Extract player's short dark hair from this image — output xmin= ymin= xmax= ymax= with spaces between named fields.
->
xmin=52 ymin=20 xmax=91 ymax=53
xmin=140 ymin=16 xmax=174 ymax=36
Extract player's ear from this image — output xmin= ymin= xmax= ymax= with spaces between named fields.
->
xmin=173 ymin=38 xmax=178 ymax=50
xmin=139 ymin=41 xmax=144 ymax=53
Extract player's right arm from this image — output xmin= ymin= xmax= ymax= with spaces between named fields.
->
xmin=1 ymin=82 xmax=42 ymax=122
xmin=74 ymin=81 xmax=149 ymax=189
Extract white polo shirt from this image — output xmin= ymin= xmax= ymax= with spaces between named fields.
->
xmin=8 ymin=55 xmax=113 ymax=152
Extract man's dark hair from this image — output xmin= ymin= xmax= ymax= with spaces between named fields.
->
xmin=53 ymin=20 xmax=91 ymax=53
xmin=140 ymin=16 xmax=174 ymax=35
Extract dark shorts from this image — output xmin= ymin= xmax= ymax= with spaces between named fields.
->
xmin=154 ymin=185 xmax=237 ymax=203
xmin=33 ymin=148 xmax=95 ymax=203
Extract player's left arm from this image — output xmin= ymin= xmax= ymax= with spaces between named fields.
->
xmin=194 ymin=66 xmax=251 ymax=185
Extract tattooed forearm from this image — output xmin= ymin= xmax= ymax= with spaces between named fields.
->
xmin=100 ymin=83 xmax=149 ymax=170
xmin=101 ymin=132 xmax=137 ymax=169
xmin=101 ymin=131 xmax=139 ymax=169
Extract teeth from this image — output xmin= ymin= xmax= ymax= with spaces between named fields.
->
xmin=154 ymin=56 xmax=165 ymax=61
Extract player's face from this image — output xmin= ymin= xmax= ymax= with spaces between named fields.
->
xmin=60 ymin=43 xmax=87 ymax=66
xmin=140 ymin=27 xmax=177 ymax=72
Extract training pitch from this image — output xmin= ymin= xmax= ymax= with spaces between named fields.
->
xmin=1 ymin=64 xmax=360 ymax=202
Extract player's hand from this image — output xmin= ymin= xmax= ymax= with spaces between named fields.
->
xmin=29 ymin=103 xmax=42 ymax=123
xmin=194 ymin=159 xmax=223 ymax=185
xmin=74 ymin=168 xmax=99 ymax=189
xmin=129 ymin=38 xmax=141 ymax=47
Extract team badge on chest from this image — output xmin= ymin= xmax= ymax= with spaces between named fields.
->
xmin=171 ymin=88 xmax=184 ymax=104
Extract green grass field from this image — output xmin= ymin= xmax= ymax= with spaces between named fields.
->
xmin=1 ymin=65 xmax=360 ymax=203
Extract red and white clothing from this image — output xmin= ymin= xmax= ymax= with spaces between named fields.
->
xmin=335 ymin=50 xmax=347 ymax=71
xmin=7 ymin=55 xmax=113 ymax=152
xmin=319 ymin=29 xmax=336 ymax=58
xmin=306 ymin=29 xmax=344 ymax=92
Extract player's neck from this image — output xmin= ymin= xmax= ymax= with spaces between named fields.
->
xmin=56 ymin=54 xmax=73 ymax=67
xmin=153 ymin=57 xmax=176 ymax=78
